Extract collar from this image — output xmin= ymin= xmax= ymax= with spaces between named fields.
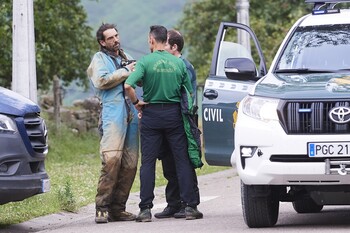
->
xmin=101 ymin=47 xmax=119 ymax=58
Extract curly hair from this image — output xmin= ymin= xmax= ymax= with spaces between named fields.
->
xmin=96 ymin=23 xmax=117 ymax=44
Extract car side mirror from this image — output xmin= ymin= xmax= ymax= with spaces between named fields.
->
xmin=224 ymin=58 xmax=258 ymax=81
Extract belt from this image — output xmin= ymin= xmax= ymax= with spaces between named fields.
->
xmin=143 ymin=102 xmax=180 ymax=109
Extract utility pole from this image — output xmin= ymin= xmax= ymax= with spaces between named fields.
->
xmin=12 ymin=0 xmax=37 ymax=103
xmin=236 ymin=0 xmax=251 ymax=52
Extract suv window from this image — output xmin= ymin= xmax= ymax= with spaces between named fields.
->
xmin=214 ymin=26 xmax=263 ymax=77
xmin=217 ymin=41 xmax=253 ymax=76
xmin=277 ymin=24 xmax=350 ymax=70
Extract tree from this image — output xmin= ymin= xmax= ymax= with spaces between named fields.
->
xmin=0 ymin=0 xmax=96 ymax=90
xmin=178 ymin=0 xmax=309 ymax=84
xmin=0 ymin=1 xmax=12 ymax=88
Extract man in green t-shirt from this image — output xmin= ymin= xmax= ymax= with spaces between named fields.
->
xmin=124 ymin=25 xmax=203 ymax=222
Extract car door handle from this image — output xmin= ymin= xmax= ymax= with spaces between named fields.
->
xmin=203 ymin=89 xmax=218 ymax=100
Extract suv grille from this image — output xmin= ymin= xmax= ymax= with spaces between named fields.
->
xmin=23 ymin=113 xmax=48 ymax=154
xmin=279 ymin=100 xmax=350 ymax=134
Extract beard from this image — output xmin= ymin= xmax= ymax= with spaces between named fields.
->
xmin=106 ymin=42 xmax=120 ymax=53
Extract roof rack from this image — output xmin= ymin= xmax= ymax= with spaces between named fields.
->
xmin=305 ymin=0 xmax=350 ymax=10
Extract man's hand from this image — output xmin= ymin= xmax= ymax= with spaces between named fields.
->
xmin=124 ymin=83 xmax=147 ymax=112
xmin=134 ymin=100 xmax=147 ymax=112
xmin=125 ymin=61 xmax=136 ymax=72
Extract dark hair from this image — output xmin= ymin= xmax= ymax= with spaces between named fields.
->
xmin=96 ymin=23 xmax=117 ymax=44
xmin=167 ymin=29 xmax=184 ymax=52
xmin=149 ymin=25 xmax=167 ymax=43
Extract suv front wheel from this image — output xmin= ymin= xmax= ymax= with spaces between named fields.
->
xmin=241 ymin=182 xmax=279 ymax=228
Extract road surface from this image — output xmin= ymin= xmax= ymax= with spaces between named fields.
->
xmin=4 ymin=168 xmax=350 ymax=233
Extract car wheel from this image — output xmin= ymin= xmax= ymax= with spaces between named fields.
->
xmin=292 ymin=198 xmax=323 ymax=213
xmin=241 ymin=181 xmax=279 ymax=228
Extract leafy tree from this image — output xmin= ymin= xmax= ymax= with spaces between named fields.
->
xmin=178 ymin=0 xmax=309 ymax=84
xmin=0 ymin=1 xmax=12 ymax=88
xmin=0 ymin=0 xmax=96 ymax=90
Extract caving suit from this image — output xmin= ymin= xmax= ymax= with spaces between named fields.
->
xmin=87 ymin=50 xmax=139 ymax=215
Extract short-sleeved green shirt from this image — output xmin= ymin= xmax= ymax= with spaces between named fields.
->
xmin=125 ymin=50 xmax=192 ymax=103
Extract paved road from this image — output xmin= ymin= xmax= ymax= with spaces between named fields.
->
xmin=4 ymin=168 xmax=350 ymax=233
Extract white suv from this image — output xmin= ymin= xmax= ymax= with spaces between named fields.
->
xmin=201 ymin=0 xmax=350 ymax=228
xmin=234 ymin=0 xmax=350 ymax=228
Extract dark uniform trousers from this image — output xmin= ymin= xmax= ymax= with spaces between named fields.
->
xmin=139 ymin=103 xmax=198 ymax=210
xmin=160 ymin=141 xmax=200 ymax=209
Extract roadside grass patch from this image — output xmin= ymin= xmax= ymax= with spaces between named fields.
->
xmin=0 ymin=121 xmax=229 ymax=226
xmin=57 ymin=178 xmax=78 ymax=212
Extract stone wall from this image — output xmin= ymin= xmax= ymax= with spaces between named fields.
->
xmin=41 ymin=95 xmax=101 ymax=134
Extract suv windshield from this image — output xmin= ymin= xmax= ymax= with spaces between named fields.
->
xmin=276 ymin=24 xmax=350 ymax=71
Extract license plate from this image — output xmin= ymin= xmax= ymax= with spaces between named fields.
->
xmin=308 ymin=142 xmax=350 ymax=157
xmin=41 ymin=179 xmax=51 ymax=193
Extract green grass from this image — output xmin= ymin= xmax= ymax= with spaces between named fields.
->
xmin=0 ymin=121 xmax=228 ymax=227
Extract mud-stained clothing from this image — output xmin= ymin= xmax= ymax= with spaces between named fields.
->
xmin=87 ymin=50 xmax=139 ymax=214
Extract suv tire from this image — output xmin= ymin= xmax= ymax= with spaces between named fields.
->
xmin=241 ymin=181 xmax=279 ymax=228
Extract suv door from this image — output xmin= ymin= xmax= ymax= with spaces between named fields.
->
xmin=202 ymin=22 xmax=267 ymax=166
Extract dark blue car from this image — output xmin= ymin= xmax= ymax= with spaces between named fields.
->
xmin=0 ymin=87 xmax=49 ymax=205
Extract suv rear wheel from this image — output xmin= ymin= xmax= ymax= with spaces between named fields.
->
xmin=241 ymin=182 xmax=279 ymax=228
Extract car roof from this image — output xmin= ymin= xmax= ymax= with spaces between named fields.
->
xmin=300 ymin=9 xmax=350 ymax=26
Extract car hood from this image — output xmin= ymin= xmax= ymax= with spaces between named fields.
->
xmin=0 ymin=87 xmax=40 ymax=116
xmin=254 ymin=72 xmax=350 ymax=99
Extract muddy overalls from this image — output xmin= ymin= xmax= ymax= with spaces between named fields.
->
xmin=87 ymin=51 xmax=139 ymax=216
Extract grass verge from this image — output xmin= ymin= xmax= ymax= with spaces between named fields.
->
xmin=0 ymin=121 xmax=229 ymax=226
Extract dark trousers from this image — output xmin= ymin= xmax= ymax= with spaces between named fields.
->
xmin=160 ymin=142 xmax=200 ymax=209
xmin=139 ymin=103 xmax=197 ymax=210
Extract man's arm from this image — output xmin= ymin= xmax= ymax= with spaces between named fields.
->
xmin=182 ymin=64 xmax=193 ymax=95
xmin=124 ymin=84 xmax=138 ymax=104
xmin=181 ymin=57 xmax=197 ymax=101
xmin=87 ymin=53 xmax=135 ymax=90
xmin=124 ymin=83 xmax=146 ymax=111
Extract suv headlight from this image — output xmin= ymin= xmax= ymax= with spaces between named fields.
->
xmin=0 ymin=114 xmax=17 ymax=133
xmin=242 ymin=96 xmax=279 ymax=122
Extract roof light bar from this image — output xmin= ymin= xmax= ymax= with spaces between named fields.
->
xmin=306 ymin=0 xmax=350 ymax=2
xmin=305 ymin=0 xmax=350 ymax=10
xmin=312 ymin=8 xmax=340 ymax=14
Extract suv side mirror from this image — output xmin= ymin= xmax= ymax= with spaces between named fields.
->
xmin=224 ymin=58 xmax=258 ymax=81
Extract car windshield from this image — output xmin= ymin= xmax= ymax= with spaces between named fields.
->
xmin=276 ymin=24 xmax=350 ymax=72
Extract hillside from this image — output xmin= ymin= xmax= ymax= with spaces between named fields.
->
xmin=81 ymin=0 xmax=188 ymax=59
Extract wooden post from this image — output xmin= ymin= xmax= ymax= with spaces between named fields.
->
xmin=53 ymin=75 xmax=61 ymax=128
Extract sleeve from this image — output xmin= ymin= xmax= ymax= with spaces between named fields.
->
xmin=182 ymin=63 xmax=193 ymax=94
xmin=125 ymin=60 xmax=145 ymax=89
xmin=87 ymin=53 xmax=130 ymax=90
xmin=181 ymin=57 xmax=197 ymax=99
xmin=186 ymin=62 xmax=197 ymax=100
